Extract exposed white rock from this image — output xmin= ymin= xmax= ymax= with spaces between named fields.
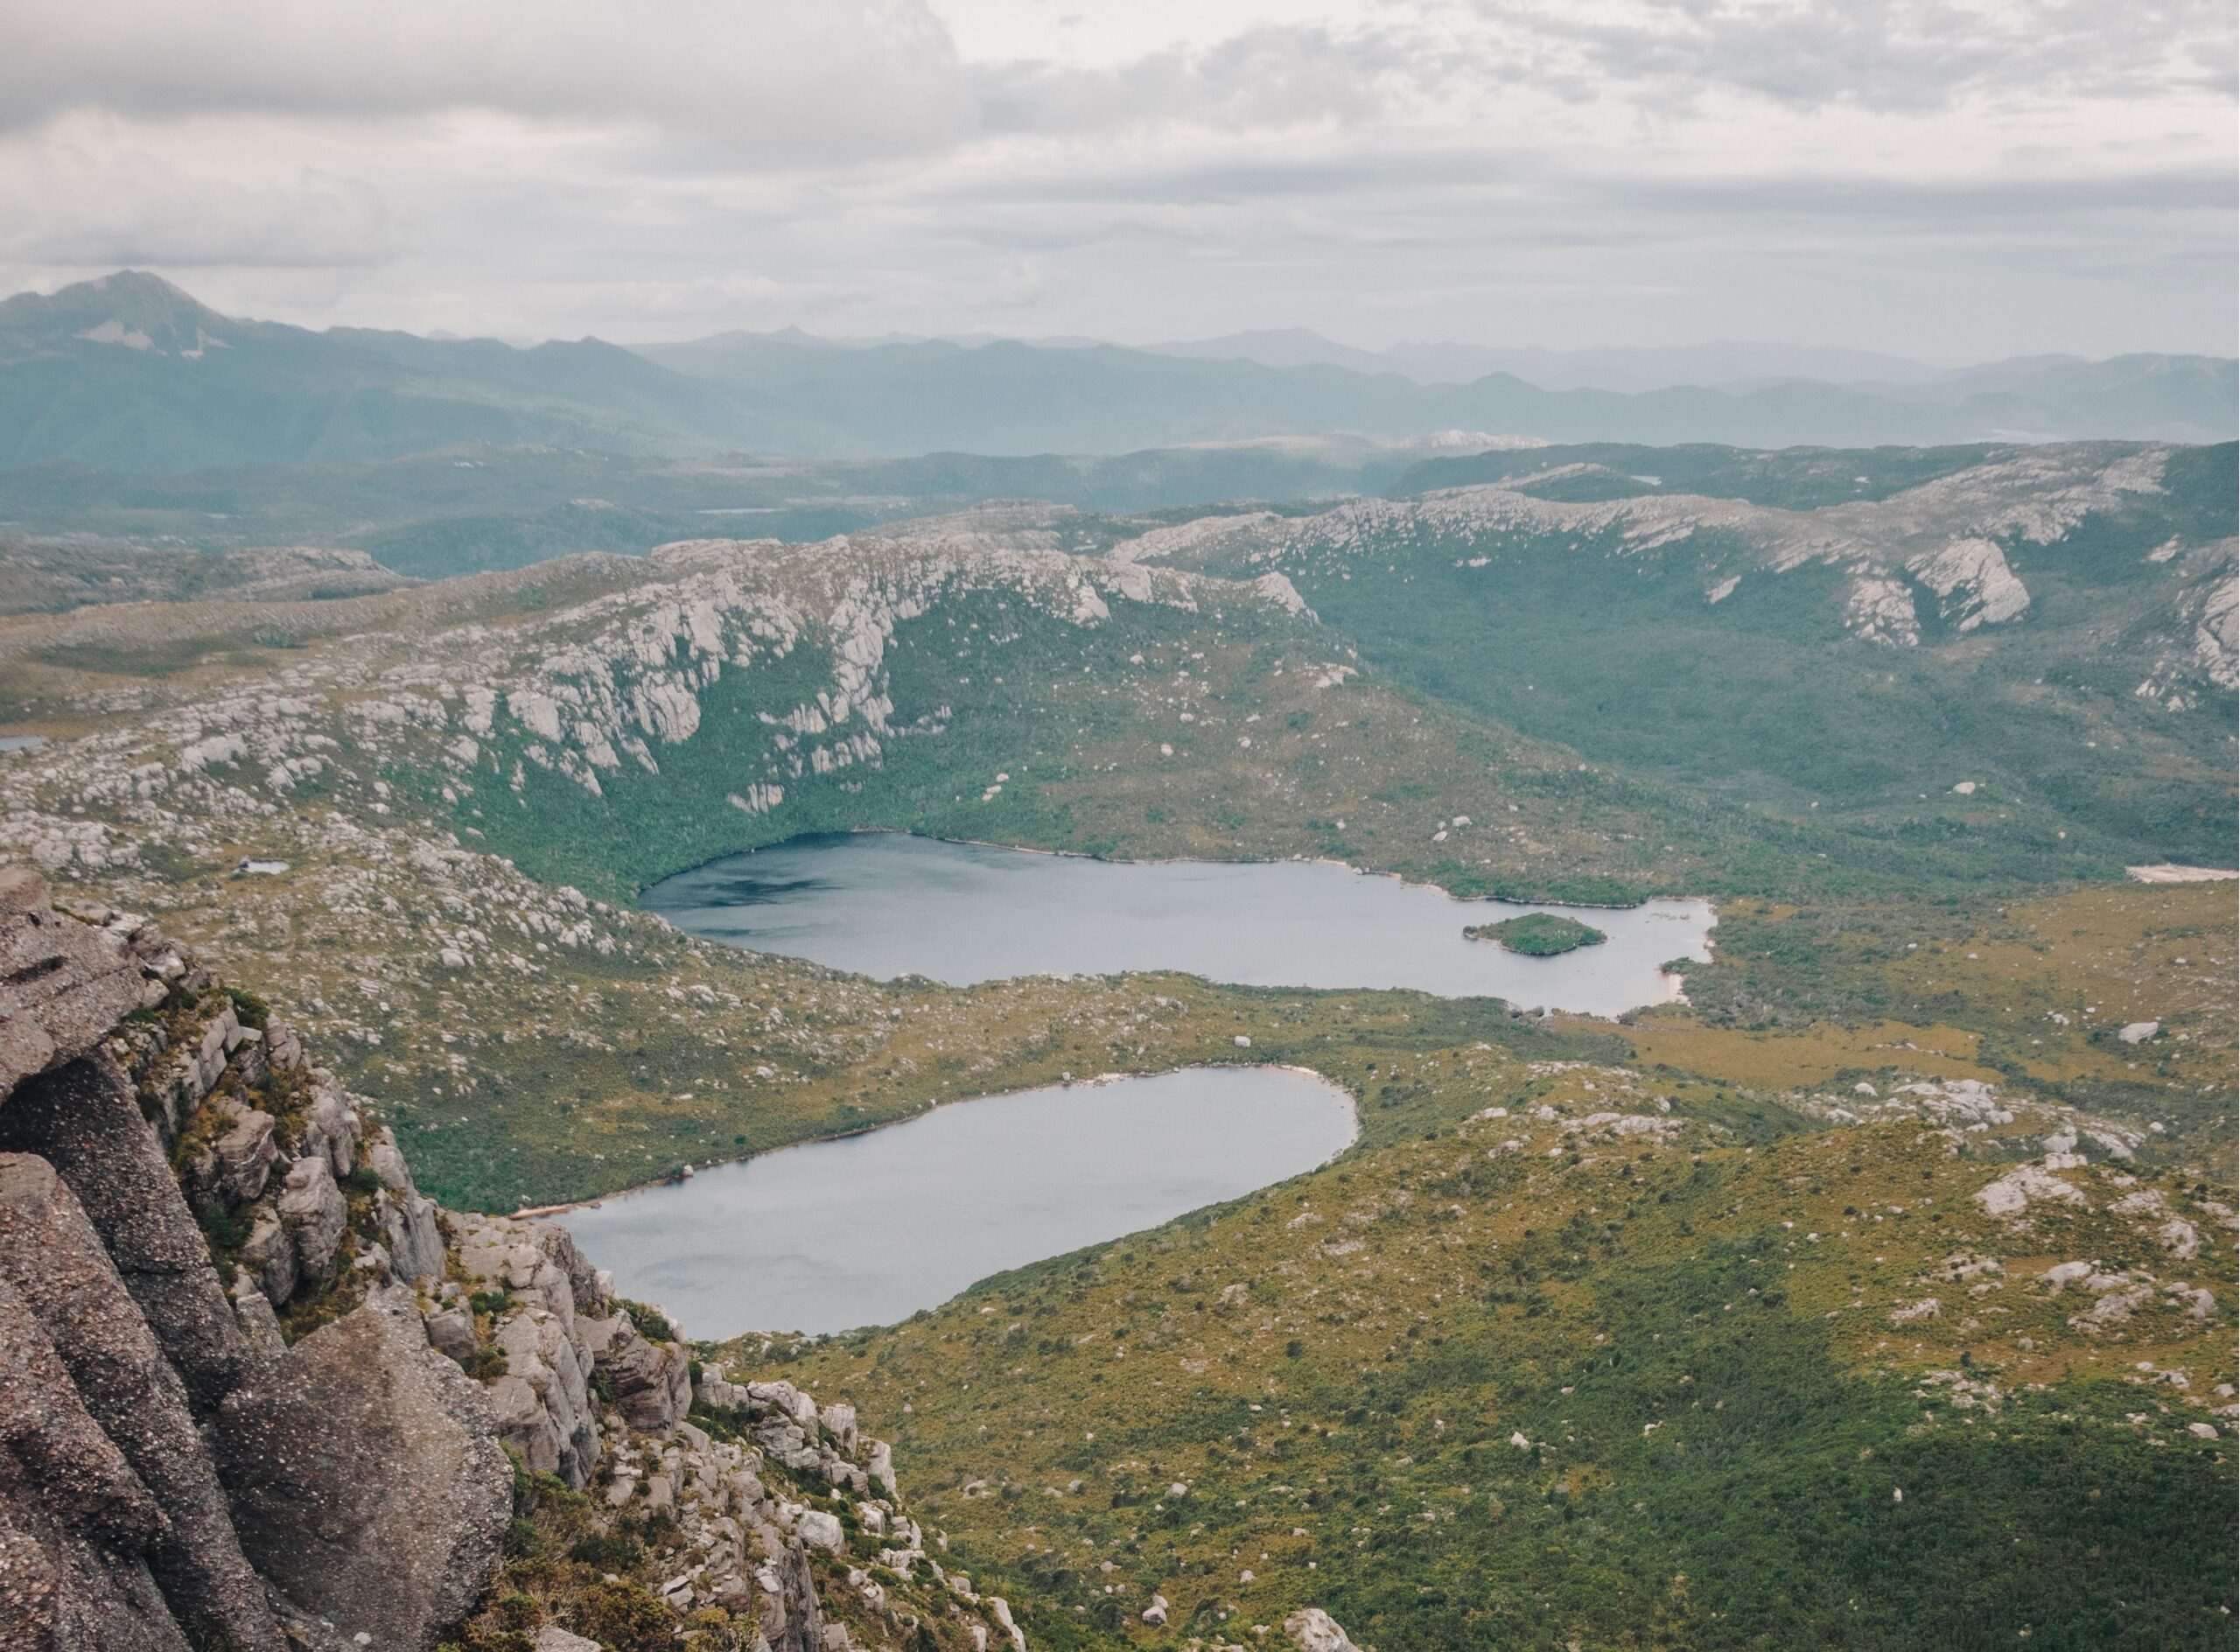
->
xmin=1286 ymin=1606 xmax=1364 ymax=1652
xmin=1974 ymin=1164 xmax=2088 ymax=1217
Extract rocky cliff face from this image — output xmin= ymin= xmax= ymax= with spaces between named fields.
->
xmin=0 ymin=871 xmax=998 ymax=1652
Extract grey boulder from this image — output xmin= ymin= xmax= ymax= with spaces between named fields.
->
xmin=215 ymin=1285 xmax=511 ymax=1652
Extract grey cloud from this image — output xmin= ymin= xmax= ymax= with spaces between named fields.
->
xmin=1592 ymin=168 xmax=2238 ymax=223
xmin=946 ymin=148 xmax=1522 ymax=207
xmin=1477 ymin=0 xmax=2236 ymax=112
xmin=0 ymin=153 xmax=393 ymax=269
xmin=0 ymin=0 xmax=978 ymax=164
xmin=0 ymin=0 xmax=2227 ymax=359
xmin=971 ymin=24 xmax=1449 ymax=136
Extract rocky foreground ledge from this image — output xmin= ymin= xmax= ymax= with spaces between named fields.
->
xmin=0 ymin=867 xmax=1019 ymax=1652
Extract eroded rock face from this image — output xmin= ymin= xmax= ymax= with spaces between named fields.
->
xmin=0 ymin=1053 xmax=253 ymax=1420
xmin=0 ymin=1273 xmax=187 ymax=1652
xmin=0 ymin=880 xmax=528 ymax=1652
xmin=0 ymin=1152 xmax=281 ymax=1652
xmin=0 ymin=868 xmax=150 ymax=1096
xmin=0 ymin=877 xmax=966 ymax=1652
xmin=449 ymin=1212 xmax=621 ymax=1487
xmin=489 ymin=1307 xmax=599 ymax=1486
xmin=275 ymin=1153 xmax=347 ymax=1287
xmin=214 ymin=1286 xmax=511 ymax=1652
xmin=368 ymin=1128 xmax=444 ymax=1284
xmin=585 ymin=1313 xmax=693 ymax=1433
xmin=761 ymin=1537 xmax=826 ymax=1652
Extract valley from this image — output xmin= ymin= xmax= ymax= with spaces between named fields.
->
xmin=0 ymin=430 xmax=2229 ymax=1650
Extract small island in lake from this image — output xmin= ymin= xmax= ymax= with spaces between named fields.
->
xmin=1464 ymin=913 xmax=1608 ymax=956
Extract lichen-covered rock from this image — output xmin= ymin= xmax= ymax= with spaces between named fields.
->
xmin=201 ymin=1098 xmax=280 ymax=1208
xmin=1286 ymin=1606 xmax=1365 ymax=1652
xmin=239 ymin=1211 xmax=297 ymax=1307
xmin=748 ymin=1379 xmax=821 ymax=1432
xmin=276 ymin=1154 xmax=346 ymax=1287
xmin=864 ymin=1439 xmax=896 ymax=1498
xmin=214 ymin=1284 xmax=510 ymax=1652
xmin=535 ymin=1627 xmax=601 ymax=1652
xmin=368 ymin=1128 xmax=444 ymax=1284
xmin=0 ymin=1273 xmax=188 ymax=1652
xmin=0 ymin=1152 xmax=282 ymax=1652
xmin=0 ymin=1053 xmax=254 ymax=1419
xmin=228 ymin=1275 xmax=286 ymax=1358
xmin=584 ymin=1314 xmax=691 ymax=1432
xmin=423 ymin=1300 xmax=478 ymax=1362
xmin=454 ymin=1214 xmax=596 ymax=1331
xmin=760 ymin=1537 xmax=825 ymax=1652
xmin=0 ymin=870 xmax=149 ymax=1096
xmin=491 ymin=1306 xmax=600 ymax=1487
xmin=298 ymin=1074 xmax=360 ymax=1180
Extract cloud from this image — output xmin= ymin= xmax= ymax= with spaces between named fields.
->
xmin=973 ymin=24 xmax=1446 ymax=136
xmin=0 ymin=0 xmax=2228 ymax=356
xmin=1470 ymin=0 xmax=2237 ymax=112
xmin=0 ymin=132 xmax=393 ymax=268
xmin=0 ymin=0 xmax=979 ymax=164
xmin=1592 ymin=167 xmax=2239 ymax=224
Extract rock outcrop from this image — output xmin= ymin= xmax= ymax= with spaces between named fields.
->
xmin=1286 ymin=1606 xmax=1367 ymax=1652
xmin=0 ymin=1152 xmax=282 ymax=1652
xmin=0 ymin=864 xmax=154 ymax=1094
xmin=0 ymin=872 xmax=512 ymax=1652
xmin=0 ymin=1052 xmax=255 ymax=1419
xmin=214 ymin=1286 xmax=511 ymax=1652
xmin=0 ymin=867 xmax=998 ymax=1652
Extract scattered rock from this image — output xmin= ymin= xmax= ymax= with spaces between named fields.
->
xmin=1974 ymin=1164 xmax=2088 ymax=1217
xmin=1286 ymin=1606 xmax=1365 ymax=1652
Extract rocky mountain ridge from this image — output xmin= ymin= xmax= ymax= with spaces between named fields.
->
xmin=1112 ymin=444 xmax=2238 ymax=688
xmin=0 ymin=869 xmax=1014 ymax=1652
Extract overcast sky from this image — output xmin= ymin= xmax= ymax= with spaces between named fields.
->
xmin=0 ymin=0 xmax=2231 ymax=360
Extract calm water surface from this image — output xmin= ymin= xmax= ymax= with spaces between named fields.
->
xmin=564 ymin=1067 xmax=1356 ymax=1337
xmin=644 ymin=832 xmax=1712 ymax=1016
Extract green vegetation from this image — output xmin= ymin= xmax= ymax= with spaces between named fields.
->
xmin=1464 ymin=913 xmax=1606 ymax=954
xmin=752 ymin=984 xmax=2236 ymax=1649
xmin=5 ymin=433 xmax=2234 ymax=1649
xmin=1389 ymin=440 xmax=2007 ymax=509
xmin=1153 ymin=443 xmax=2239 ymax=879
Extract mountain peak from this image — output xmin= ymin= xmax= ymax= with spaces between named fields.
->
xmin=0 ymin=268 xmax=238 ymax=358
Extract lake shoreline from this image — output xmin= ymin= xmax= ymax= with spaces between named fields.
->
xmin=513 ymin=1059 xmax=1363 ymax=1221
xmin=558 ymin=1065 xmax=1365 ymax=1338
xmin=641 ymin=831 xmax=1715 ymax=1005
xmin=641 ymin=823 xmax=1698 ymax=914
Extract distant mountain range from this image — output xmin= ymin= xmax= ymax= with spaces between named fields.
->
xmin=1133 ymin=330 xmax=1947 ymax=392
xmin=1 ymin=271 xmax=2231 ymax=473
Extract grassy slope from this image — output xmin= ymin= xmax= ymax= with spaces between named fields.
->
xmin=438 ymin=579 xmax=1802 ymax=912
xmin=1157 ymin=450 xmax=2237 ymax=879
xmin=3 ymin=455 xmax=2230 ymax=1646
xmin=749 ymin=900 xmax=2236 ymax=1648
xmin=7 ymin=521 xmax=2227 ymax=1218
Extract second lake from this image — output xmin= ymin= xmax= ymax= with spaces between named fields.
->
xmin=562 ymin=1066 xmax=1358 ymax=1337
xmin=643 ymin=832 xmax=1713 ymax=1017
